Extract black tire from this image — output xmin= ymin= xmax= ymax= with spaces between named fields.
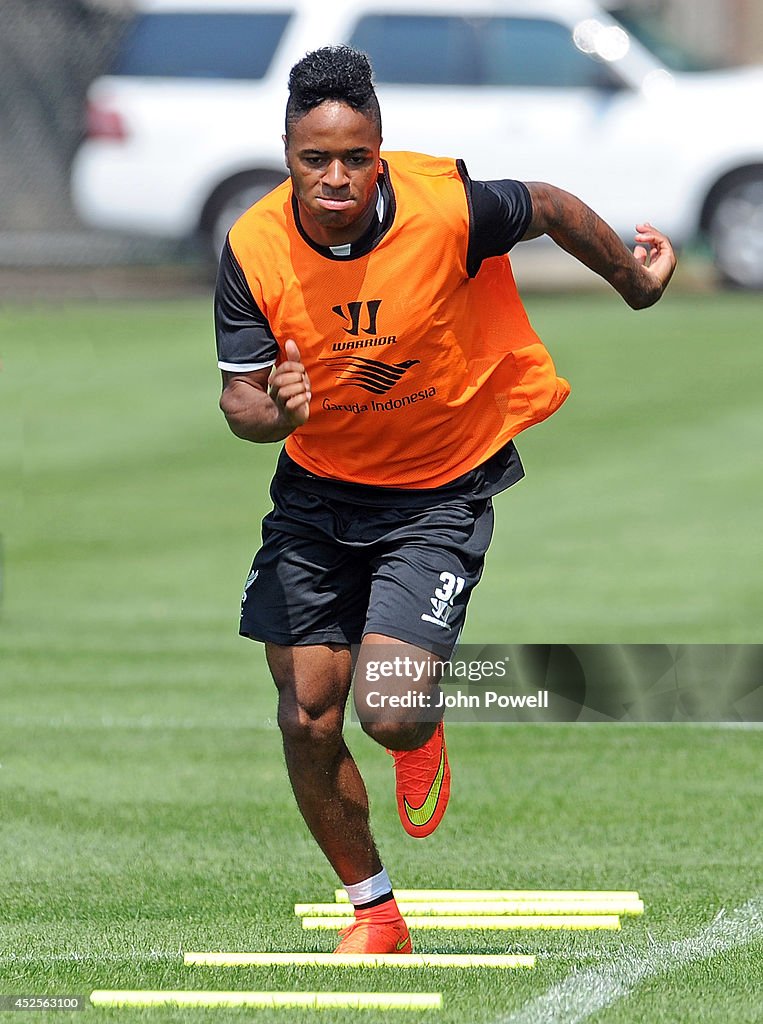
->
xmin=706 ymin=168 xmax=763 ymax=290
xmin=203 ymin=171 xmax=285 ymax=258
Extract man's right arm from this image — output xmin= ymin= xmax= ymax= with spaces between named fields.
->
xmin=220 ymin=341 xmax=311 ymax=443
xmin=215 ymin=239 xmax=310 ymax=442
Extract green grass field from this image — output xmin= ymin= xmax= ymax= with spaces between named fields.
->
xmin=1 ymin=292 xmax=761 ymax=1022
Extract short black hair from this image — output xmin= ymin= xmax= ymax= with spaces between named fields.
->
xmin=285 ymin=45 xmax=382 ymax=137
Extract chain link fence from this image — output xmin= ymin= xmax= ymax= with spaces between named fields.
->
xmin=0 ymin=0 xmax=128 ymax=231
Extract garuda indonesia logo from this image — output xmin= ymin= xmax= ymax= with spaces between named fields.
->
xmin=325 ymin=356 xmax=420 ymax=395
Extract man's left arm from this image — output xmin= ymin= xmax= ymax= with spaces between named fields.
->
xmin=523 ymin=182 xmax=676 ymax=309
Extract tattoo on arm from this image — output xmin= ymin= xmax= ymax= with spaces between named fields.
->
xmin=525 ymin=182 xmax=663 ymax=309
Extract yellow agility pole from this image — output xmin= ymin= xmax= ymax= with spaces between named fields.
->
xmin=90 ymin=990 xmax=443 ymax=1010
xmin=335 ymin=888 xmax=640 ymax=903
xmin=297 ymin=899 xmax=643 ymax=917
xmin=183 ymin=952 xmax=535 ymax=969
xmin=303 ymin=914 xmax=621 ymax=931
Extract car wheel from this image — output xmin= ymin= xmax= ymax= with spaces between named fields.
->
xmin=206 ymin=172 xmax=285 ymax=257
xmin=707 ymin=169 xmax=763 ymax=289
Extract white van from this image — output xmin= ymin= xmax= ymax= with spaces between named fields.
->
xmin=71 ymin=0 xmax=763 ymax=287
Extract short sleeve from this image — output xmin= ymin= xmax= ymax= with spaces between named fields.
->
xmin=461 ymin=173 xmax=533 ymax=277
xmin=214 ymin=238 xmax=278 ymax=371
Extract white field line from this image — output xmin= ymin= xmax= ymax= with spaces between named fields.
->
xmin=497 ymin=897 xmax=763 ymax=1024
xmin=0 ymin=950 xmax=181 ymax=965
xmin=0 ymin=948 xmax=664 ymax=967
xmin=1 ymin=717 xmax=760 ymax=731
xmin=11 ymin=944 xmax=738 ymax=969
xmin=1 ymin=716 xmax=276 ymax=731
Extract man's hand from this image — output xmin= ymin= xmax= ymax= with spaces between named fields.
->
xmin=268 ymin=339 xmax=312 ymax=428
xmin=633 ymin=223 xmax=677 ymax=297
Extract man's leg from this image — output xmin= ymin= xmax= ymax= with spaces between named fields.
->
xmin=266 ymin=641 xmax=381 ymax=883
xmin=267 ymin=640 xmax=411 ymax=953
xmin=352 ymin=497 xmax=496 ymax=837
xmin=354 ymin=634 xmax=450 ymax=840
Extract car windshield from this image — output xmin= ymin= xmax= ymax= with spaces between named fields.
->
xmin=608 ymin=8 xmax=729 ymax=71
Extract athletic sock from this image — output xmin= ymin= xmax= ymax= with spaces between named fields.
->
xmin=343 ymin=867 xmax=394 ymax=910
xmin=355 ymin=891 xmax=395 ymax=910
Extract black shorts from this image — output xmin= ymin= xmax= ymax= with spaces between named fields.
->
xmin=239 ymin=460 xmax=496 ymax=658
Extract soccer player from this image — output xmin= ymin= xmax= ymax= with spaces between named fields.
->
xmin=214 ymin=45 xmax=675 ymax=954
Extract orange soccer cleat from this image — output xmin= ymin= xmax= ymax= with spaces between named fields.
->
xmin=388 ymin=720 xmax=451 ymax=838
xmin=334 ymin=901 xmax=412 ymax=954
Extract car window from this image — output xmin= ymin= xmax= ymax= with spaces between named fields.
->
xmin=350 ymin=14 xmax=619 ymax=88
xmin=112 ymin=12 xmax=292 ymax=79
xmin=350 ymin=15 xmax=478 ymax=84
xmin=480 ymin=18 xmax=620 ymax=88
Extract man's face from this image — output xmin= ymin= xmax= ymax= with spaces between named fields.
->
xmin=284 ymin=100 xmax=382 ymax=247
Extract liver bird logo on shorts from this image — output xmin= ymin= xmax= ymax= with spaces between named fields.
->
xmin=325 ymin=356 xmax=420 ymax=395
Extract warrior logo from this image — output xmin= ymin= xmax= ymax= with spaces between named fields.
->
xmin=332 ymin=299 xmax=382 ymax=336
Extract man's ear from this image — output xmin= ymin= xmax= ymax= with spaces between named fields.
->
xmin=282 ymin=134 xmax=290 ymax=169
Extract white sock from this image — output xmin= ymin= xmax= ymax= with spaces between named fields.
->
xmin=343 ymin=867 xmax=392 ymax=907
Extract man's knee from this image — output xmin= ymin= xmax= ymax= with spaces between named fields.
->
xmin=353 ymin=634 xmax=443 ymax=750
xmin=360 ymin=716 xmax=436 ymax=751
xmin=266 ymin=642 xmax=352 ymax=755
xmin=277 ymin=693 xmax=345 ymax=752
